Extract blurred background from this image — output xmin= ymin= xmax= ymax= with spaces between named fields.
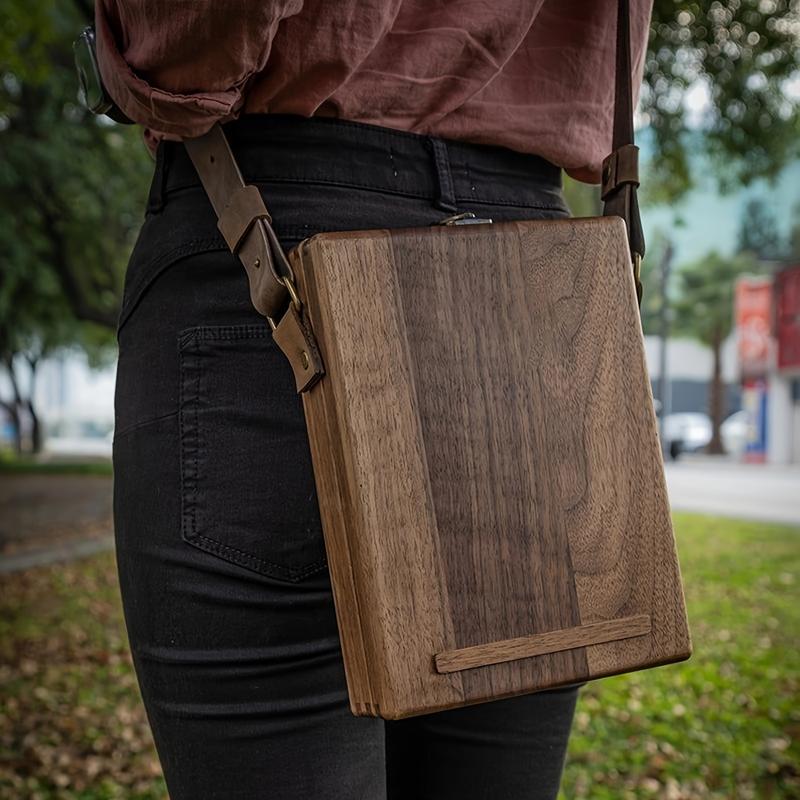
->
xmin=1 ymin=1 xmax=798 ymax=798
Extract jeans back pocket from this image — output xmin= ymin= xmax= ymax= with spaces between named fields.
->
xmin=178 ymin=324 xmax=328 ymax=581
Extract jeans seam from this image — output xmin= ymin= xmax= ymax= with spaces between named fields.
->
xmin=113 ymin=410 xmax=178 ymax=442
xmin=118 ymin=238 xmax=228 ymax=337
xmin=162 ymin=176 xmax=567 ymax=211
xmin=455 ymin=196 xmax=570 ymax=212
xmin=165 ymin=176 xmax=433 ymax=202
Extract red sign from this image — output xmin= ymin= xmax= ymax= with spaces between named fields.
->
xmin=776 ymin=265 xmax=800 ymax=372
xmin=735 ymin=277 xmax=773 ymax=378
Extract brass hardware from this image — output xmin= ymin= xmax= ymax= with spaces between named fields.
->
xmin=301 ymin=350 xmax=309 ymax=370
xmin=253 ymin=257 xmax=260 ymax=269
xmin=283 ymin=273 xmax=302 ymax=311
xmin=266 ymin=273 xmax=303 ymax=332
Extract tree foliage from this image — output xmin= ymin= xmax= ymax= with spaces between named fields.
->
xmin=638 ymin=229 xmax=678 ymax=334
xmin=672 ymin=250 xmax=757 ymax=346
xmin=737 ymin=197 xmax=785 ymax=259
xmin=0 ymin=0 xmax=151 ymax=340
xmin=645 ymin=0 xmax=800 ymax=200
xmin=1 ymin=0 xmax=151 ymax=448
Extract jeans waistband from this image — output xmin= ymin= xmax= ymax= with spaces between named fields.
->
xmin=148 ymin=114 xmax=565 ymax=216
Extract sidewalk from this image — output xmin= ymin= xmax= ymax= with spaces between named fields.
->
xmin=1 ymin=457 xmax=796 ymax=576
xmin=0 ymin=473 xmax=113 ymax=573
xmin=665 ymin=456 xmax=800 ymax=526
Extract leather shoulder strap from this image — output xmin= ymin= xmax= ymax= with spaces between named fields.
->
xmin=602 ymin=0 xmax=646 ymax=303
xmin=184 ymin=125 xmax=325 ymax=392
xmin=184 ymin=125 xmax=292 ymax=321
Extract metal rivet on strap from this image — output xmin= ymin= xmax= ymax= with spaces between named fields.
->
xmin=301 ymin=351 xmax=309 ymax=370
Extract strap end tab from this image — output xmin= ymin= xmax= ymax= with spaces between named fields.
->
xmin=272 ymin=304 xmax=325 ymax=393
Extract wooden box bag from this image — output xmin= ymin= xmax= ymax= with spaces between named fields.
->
xmin=184 ymin=0 xmax=691 ymax=720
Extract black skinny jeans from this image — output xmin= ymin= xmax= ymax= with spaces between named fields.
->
xmin=113 ymin=114 xmax=579 ymax=800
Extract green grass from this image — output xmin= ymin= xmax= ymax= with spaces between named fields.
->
xmin=0 ymin=453 xmax=112 ymax=476
xmin=560 ymin=513 xmax=800 ymax=799
xmin=0 ymin=514 xmax=797 ymax=798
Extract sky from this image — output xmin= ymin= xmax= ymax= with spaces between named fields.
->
xmin=641 ymin=154 xmax=799 ymax=266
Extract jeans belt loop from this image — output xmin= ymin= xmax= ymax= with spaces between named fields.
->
xmin=146 ymin=140 xmax=169 ymax=214
xmin=428 ymin=136 xmax=458 ymax=213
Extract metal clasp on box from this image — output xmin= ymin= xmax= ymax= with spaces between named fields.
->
xmin=436 ymin=212 xmax=493 ymax=226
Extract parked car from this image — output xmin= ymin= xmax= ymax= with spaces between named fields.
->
xmin=660 ymin=410 xmax=752 ymax=459
xmin=720 ymin=409 xmax=751 ymax=457
xmin=661 ymin=412 xmax=712 ymax=460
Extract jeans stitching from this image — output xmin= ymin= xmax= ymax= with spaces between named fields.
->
xmin=185 ymin=533 xmax=327 ymax=580
xmin=165 ymin=176 xmax=433 ymax=201
xmin=180 ymin=325 xmax=271 ymax=344
xmin=113 ymin=410 xmax=178 ymax=442
xmin=177 ymin=334 xmax=190 ymax=544
xmin=193 ymin=336 xmax=200 ymax=542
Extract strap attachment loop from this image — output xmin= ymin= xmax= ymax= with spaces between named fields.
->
xmin=217 ymin=184 xmax=272 ymax=253
xmin=601 ymin=144 xmax=640 ymax=201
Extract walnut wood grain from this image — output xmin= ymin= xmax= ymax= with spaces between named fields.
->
xmin=434 ymin=614 xmax=652 ymax=674
xmin=289 ymin=216 xmax=691 ymax=720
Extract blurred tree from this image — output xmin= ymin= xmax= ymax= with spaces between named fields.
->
xmin=645 ymin=0 xmax=800 ymax=201
xmin=788 ymin=200 xmax=800 ymax=258
xmin=671 ymin=251 xmax=759 ymax=453
xmin=0 ymin=263 xmax=64 ymax=454
xmin=0 ymin=258 xmax=113 ymax=454
xmin=737 ymin=197 xmax=784 ymax=259
xmin=1 ymin=0 xmax=151 ymax=330
xmin=638 ymin=228 xmax=678 ymax=334
xmin=0 ymin=0 xmax=151 ymax=448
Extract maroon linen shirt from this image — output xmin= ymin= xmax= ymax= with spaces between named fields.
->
xmin=95 ymin=0 xmax=652 ymax=183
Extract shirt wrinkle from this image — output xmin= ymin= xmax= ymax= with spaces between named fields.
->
xmin=95 ymin=0 xmax=653 ymax=183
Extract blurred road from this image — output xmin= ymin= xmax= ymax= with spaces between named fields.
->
xmin=665 ymin=457 xmax=800 ymax=526
xmin=0 ymin=473 xmax=113 ymax=573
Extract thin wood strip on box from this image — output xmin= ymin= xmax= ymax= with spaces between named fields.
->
xmin=434 ymin=614 xmax=652 ymax=674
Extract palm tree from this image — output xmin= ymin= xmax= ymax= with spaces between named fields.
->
xmin=671 ymin=251 xmax=759 ymax=454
